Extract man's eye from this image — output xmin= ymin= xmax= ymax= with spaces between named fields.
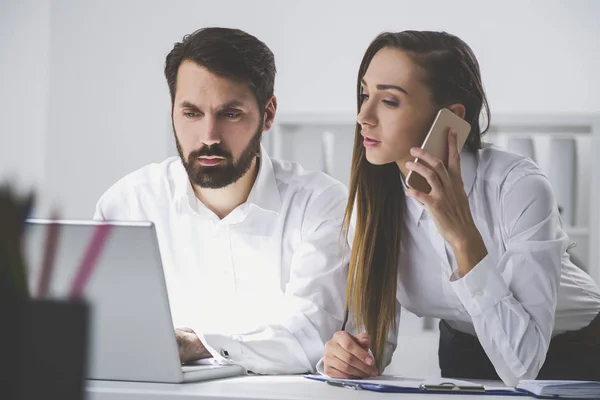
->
xmin=224 ymin=112 xmax=241 ymax=119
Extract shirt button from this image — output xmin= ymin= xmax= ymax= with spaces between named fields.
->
xmin=475 ymin=289 xmax=483 ymax=297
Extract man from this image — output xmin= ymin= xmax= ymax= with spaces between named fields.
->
xmin=93 ymin=27 xmax=348 ymax=374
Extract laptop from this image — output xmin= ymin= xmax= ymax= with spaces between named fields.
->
xmin=24 ymin=219 xmax=246 ymax=383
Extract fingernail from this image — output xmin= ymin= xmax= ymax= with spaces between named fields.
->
xmin=365 ymin=357 xmax=373 ymax=365
xmin=405 ymin=161 xmax=412 ymax=167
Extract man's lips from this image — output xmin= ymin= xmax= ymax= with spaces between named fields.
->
xmin=197 ymin=157 xmax=225 ymax=166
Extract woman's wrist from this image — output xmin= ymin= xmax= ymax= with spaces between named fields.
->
xmin=451 ymin=228 xmax=488 ymax=277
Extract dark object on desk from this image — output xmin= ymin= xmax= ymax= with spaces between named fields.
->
xmin=0 ymin=300 xmax=88 ymax=400
xmin=0 ymin=186 xmax=34 ymax=302
xmin=2 ymin=300 xmax=89 ymax=400
xmin=0 ymin=184 xmax=89 ymax=400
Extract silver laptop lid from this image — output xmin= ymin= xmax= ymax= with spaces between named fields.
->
xmin=24 ymin=220 xmax=184 ymax=383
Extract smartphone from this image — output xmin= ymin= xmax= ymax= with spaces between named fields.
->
xmin=405 ymin=108 xmax=471 ymax=194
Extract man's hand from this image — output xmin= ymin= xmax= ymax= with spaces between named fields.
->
xmin=175 ymin=328 xmax=212 ymax=364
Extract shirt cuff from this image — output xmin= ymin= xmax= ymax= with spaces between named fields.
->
xmin=449 ymin=253 xmax=510 ymax=316
xmin=315 ymin=357 xmax=326 ymax=375
xmin=199 ymin=333 xmax=246 ymax=368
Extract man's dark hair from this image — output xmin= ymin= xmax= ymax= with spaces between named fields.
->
xmin=165 ymin=27 xmax=276 ymax=114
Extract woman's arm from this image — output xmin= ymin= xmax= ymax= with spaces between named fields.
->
xmin=405 ymin=133 xmax=563 ymax=385
xmin=448 ymin=172 xmax=562 ymax=385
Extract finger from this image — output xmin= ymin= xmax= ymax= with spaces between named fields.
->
xmin=335 ymin=338 xmax=378 ymax=376
xmin=323 ymin=363 xmax=352 ymax=379
xmin=355 ymin=333 xmax=371 ymax=349
xmin=334 ymin=343 xmax=378 ymax=376
xmin=447 ymin=130 xmax=462 ymax=180
xmin=410 ymin=147 xmax=451 ymax=184
xmin=405 ymin=161 xmax=445 ymax=194
xmin=327 ymin=333 xmax=378 ymax=376
xmin=336 ymin=332 xmax=374 ymax=366
xmin=405 ymin=187 xmax=434 ymax=209
xmin=325 ymin=351 xmax=372 ymax=378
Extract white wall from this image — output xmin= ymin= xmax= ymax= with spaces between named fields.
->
xmin=0 ymin=0 xmax=50 ymax=204
xmin=2 ymin=0 xmax=600 ymax=218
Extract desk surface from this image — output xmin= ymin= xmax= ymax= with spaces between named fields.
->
xmin=87 ymin=375 xmax=520 ymax=400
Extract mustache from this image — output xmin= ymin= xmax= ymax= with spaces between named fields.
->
xmin=188 ymin=145 xmax=232 ymax=160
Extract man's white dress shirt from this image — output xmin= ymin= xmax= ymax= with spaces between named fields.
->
xmin=94 ymin=147 xmax=349 ymax=374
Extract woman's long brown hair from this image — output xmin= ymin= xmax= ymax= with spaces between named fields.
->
xmin=344 ymin=31 xmax=490 ymax=371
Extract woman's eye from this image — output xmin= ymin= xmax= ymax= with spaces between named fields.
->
xmin=359 ymin=94 xmax=369 ymax=102
xmin=383 ymin=100 xmax=399 ymax=107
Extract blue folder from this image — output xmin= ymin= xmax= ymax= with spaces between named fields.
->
xmin=304 ymin=375 xmax=528 ymax=396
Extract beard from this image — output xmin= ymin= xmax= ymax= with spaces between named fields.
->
xmin=174 ymin=122 xmax=263 ymax=189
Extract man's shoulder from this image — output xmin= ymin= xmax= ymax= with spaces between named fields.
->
xmin=95 ymin=157 xmax=183 ymax=214
xmin=268 ymin=157 xmax=348 ymax=232
xmin=269 ymin=157 xmax=348 ymax=200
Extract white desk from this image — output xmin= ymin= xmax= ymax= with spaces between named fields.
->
xmin=87 ymin=375 xmax=520 ymax=400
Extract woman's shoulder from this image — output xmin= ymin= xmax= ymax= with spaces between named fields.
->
xmin=476 ymin=143 xmax=546 ymax=191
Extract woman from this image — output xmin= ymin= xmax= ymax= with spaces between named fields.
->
xmin=321 ymin=31 xmax=600 ymax=386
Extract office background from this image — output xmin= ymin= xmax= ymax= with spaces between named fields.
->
xmin=2 ymin=0 xmax=599 ymax=377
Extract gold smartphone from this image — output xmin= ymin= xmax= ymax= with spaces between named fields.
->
xmin=405 ymin=108 xmax=471 ymax=194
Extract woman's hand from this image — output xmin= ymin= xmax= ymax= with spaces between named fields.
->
xmin=323 ymin=331 xmax=379 ymax=379
xmin=405 ymin=130 xmax=488 ymax=276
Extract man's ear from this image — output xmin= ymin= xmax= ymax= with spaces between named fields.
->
xmin=447 ymin=103 xmax=466 ymax=119
xmin=263 ymin=96 xmax=277 ymax=131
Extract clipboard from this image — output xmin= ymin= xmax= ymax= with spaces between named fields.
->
xmin=304 ymin=375 xmax=528 ymax=396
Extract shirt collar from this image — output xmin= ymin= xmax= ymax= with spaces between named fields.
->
xmin=245 ymin=145 xmax=282 ymax=214
xmin=404 ymin=148 xmax=478 ymax=226
xmin=173 ymin=145 xmax=282 ymax=216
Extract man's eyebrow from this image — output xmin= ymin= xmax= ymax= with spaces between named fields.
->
xmin=179 ymin=101 xmax=200 ymax=109
xmin=178 ymin=100 xmax=246 ymax=110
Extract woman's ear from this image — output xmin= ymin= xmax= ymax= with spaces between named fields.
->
xmin=447 ymin=103 xmax=466 ymax=119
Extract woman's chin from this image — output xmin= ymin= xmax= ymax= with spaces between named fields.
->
xmin=365 ymin=152 xmax=395 ymax=166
